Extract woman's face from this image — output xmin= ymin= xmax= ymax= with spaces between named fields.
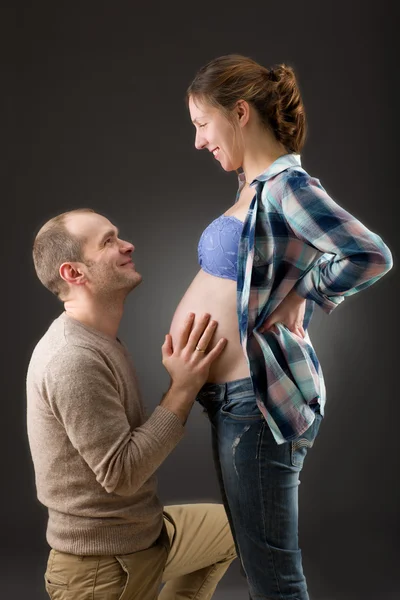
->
xmin=188 ymin=96 xmax=243 ymax=172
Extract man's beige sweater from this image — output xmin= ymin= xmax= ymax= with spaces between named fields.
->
xmin=26 ymin=313 xmax=185 ymax=555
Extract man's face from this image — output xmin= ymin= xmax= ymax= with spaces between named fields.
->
xmin=66 ymin=212 xmax=142 ymax=297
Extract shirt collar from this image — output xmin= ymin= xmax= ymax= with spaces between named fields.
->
xmin=238 ymin=153 xmax=302 ymax=187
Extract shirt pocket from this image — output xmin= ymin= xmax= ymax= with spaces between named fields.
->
xmin=251 ymin=250 xmax=274 ymax=288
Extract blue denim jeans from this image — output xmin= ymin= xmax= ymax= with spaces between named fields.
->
xmin=196 ymin=377 xmax=322 ymax=600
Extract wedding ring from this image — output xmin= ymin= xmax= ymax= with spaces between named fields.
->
xmin=195 ymin=345 xmax=206 ymax=352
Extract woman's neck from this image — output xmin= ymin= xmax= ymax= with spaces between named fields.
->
xmin=240 ymin=121 xmax=288 ymax=184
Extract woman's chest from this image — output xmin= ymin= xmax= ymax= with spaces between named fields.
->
xmin=223 ymin=186 xmax=256 ymax=222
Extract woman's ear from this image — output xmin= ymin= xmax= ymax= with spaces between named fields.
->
xmin=236 ymin=99 xmax=250 ymax=128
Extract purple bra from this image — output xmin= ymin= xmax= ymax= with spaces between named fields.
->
xmin=198 ymin=214 xmax=244 ymax=281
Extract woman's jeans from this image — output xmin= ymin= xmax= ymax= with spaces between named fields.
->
xmin=196 ymin=377 xmax=322 ymax=600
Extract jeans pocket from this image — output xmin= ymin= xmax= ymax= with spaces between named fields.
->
xmin=291 ymin=413 xmax=322 ymax=468
xmin=198 ymin=400 xmax=220 ymax=423
xmin=220 ymin=391 xmax=264 ymax=421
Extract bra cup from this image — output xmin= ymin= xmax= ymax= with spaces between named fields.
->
xmin=198 ymin=215 xmax=244 ymax=281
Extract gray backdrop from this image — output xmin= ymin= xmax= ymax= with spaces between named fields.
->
xmin=2 ymin=2 xmax=398 ymax=599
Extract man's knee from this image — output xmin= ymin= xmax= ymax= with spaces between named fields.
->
xmin=163 ymin=502 xmax=236 ymax=561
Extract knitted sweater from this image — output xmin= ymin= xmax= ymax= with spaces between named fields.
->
xmin=26 ymin=312 xmax=184 ymax=555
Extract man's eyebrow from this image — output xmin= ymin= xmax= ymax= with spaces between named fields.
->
xmin=99 ymin=228 xmax=119 ymax=244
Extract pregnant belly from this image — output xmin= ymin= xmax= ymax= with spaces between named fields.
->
xmin=169 ymin=269 xmax=250 ymax=383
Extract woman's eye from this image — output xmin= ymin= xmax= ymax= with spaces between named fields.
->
xmin=199 ymin=123 xmax=206 ymax=128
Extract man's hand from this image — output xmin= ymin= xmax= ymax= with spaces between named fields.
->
xmin=259 ymin=289 xmax=306 ymax=338
xmin=162 ymin=312 xmax=227 ymax=393
xmin=160 ymin=312 xmax=227 ymax=424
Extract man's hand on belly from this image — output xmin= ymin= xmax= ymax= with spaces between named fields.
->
xmin=160 ymin=312 xmax=227 ymax=424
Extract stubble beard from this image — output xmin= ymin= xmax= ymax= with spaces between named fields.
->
xmin=87 ymin=263 xmax=142 ymax=304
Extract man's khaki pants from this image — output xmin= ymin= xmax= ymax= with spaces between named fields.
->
xmin=44 ymin=503 xmax=237 ymax=600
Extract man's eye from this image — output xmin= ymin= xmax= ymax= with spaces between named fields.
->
xmin=104 ymin=238 xmax=112 ymax=245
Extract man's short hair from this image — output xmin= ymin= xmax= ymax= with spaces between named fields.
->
xmin=33 ymin=208 xmax=94 ymax=299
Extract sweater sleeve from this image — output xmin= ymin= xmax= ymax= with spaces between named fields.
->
xmin=281 ymin=175 xmax=393 ymax=313
xmin=43 ymin=345 xmax=185 ymax=496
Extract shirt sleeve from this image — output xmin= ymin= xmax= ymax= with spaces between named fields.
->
xmin=43 ymin=345 xmax=185 ymax=496
xmin=281 ymin=174 xmax=393 ymax=313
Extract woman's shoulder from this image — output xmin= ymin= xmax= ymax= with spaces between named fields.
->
xmin=262 ymin=165 xmax=324 ymax=208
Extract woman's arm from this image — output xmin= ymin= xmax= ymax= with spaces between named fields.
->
xmin=280 ymin=173 xmax=393 ymax=314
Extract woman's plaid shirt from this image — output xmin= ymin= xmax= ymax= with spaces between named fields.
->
xmin=237 ymin=154 xmax=393 ymax=443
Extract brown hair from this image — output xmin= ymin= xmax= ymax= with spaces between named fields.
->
xmin=33 ymin=208 xmax=94 ymax=299
xmin=186 ymin=54 xmax=306 ymax=153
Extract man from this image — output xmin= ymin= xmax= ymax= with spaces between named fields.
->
xmin=27 ymin=208 xmax=236 ymax=599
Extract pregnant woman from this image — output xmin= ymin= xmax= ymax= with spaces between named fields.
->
xmin=169 ymin=54 xmax=392 ymax=600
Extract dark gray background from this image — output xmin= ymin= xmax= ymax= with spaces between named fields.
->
xmin=2 ymin=2 xmax=399 ymax=599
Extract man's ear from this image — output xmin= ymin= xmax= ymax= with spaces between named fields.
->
xmin=235 ymin=99 xmax=250 ymax=128
xmin=59 ymin=262 xmax=87 ymax=286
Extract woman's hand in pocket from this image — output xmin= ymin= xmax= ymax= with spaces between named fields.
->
xmin=259 ymin=289 xmax=306 ymax=338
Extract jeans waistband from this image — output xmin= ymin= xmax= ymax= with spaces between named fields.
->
xmin=196 ymin=376 xmax=253 ymax=402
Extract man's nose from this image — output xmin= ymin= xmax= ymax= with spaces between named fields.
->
xmin=121 ymin=240 xmax=134 ymax=253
